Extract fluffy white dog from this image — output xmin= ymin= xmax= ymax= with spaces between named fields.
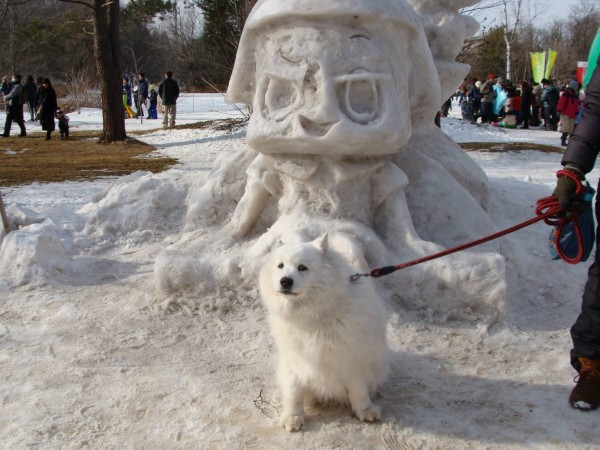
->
xmin=259 ymin=234 xmax=390 ymax=432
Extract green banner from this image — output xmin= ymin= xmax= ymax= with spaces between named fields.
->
xmin=584 ymin=27 xmax=600 ymax=88
xmin=531 ymin=52 xmax=545 ymax=83
xmin=545 ymin=50 xmax=558 ymax=79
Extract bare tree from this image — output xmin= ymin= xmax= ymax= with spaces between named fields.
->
xmin=64 ymin=67 xmax=94 ymax=113
xmin=501 ymin=0 xmax=545 ymax=80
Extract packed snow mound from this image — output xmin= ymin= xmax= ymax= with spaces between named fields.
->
xmin=0 ymin=219 xmax=68 ymax=288
xmin=78 ymin=171 xmax=188 ymax=243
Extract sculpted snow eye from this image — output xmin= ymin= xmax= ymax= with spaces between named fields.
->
xmin=336 ymin=71 xmax=389 ymax=125
xmin=264 ymin=77 xmax=298 ymax=120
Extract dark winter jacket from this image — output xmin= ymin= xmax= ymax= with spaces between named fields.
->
xmin=3 ymin=83 xmax=23 ymax=110
xmin=480 ymin=80 xmax=496 ymax=103
xmin=24 ymin=80 xmax=37 ymax=103
xmin=159 ymin=77 xmax=180 ymax=106
xmin=39 ymin=87 xmax=58 ymax=132
xmin=520 ymin=88 xmax=533 ymax=111
xmin=137 ymin=78 xmax=149 ymax=101
xmin=562 ymin=57 xmax=600 ymax=174
xmin=542 ymin=84 xmax=559 ymax=108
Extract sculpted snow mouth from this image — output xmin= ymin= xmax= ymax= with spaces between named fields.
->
xmin=298 ymin=115 xmax=337 ymax=137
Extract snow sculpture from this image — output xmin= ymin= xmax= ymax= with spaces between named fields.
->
xmin=156 ymin=0 xmax=506 ymax=321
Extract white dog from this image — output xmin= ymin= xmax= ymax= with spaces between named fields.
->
xmin=259 ymin=234 xmax=390 ymax=432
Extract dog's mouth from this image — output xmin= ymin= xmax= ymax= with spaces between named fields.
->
xmin=278 ymin=289 xmax=298 ymax=296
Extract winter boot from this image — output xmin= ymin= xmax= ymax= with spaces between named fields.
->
xmin=569 ymin=358 xmax=600 ymax=411
xmin=561 ymin=132 xmax=568 ymax=147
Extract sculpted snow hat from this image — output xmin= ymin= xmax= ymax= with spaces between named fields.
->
xmin=226 ymin=0 xmax=441 ymax=127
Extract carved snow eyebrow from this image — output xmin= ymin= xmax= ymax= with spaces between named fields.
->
xmin=350 ymin=34 xmax=371 ymax=40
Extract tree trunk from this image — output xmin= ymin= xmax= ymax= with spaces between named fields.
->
xmin=506 ymin=39 xmax=512 ymax=81
xmin=92 ymin=0 xmax=126 ymax=143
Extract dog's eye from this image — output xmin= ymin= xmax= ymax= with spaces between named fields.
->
xmin=277 ymin=263 xmax=284 ymax=269
xmin=298 ymin=264 xmax=308 ymax=271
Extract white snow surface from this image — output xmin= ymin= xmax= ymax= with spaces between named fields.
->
xmin=1 ymin=96 xmax=600 ymax=448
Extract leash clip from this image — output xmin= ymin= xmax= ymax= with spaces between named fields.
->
xmin=349 ymin=273 xmax=369 ymax=282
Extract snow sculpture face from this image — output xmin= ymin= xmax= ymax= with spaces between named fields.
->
xmin=246 ymin=25 xmax=411 ymax=155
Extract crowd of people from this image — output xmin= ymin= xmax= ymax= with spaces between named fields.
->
xmin=449 ymin=74 xmax=586 ymax=147
xmin=1 ymin=74 xmax=63 ymax=140
xmin=1 ymin=70 xmax=180 ymax=139
xmin=122 ymin=71 xmax=180 ymax=130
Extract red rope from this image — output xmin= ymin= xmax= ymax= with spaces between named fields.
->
xmin=350 ymin=169 xmax=587 ymax=281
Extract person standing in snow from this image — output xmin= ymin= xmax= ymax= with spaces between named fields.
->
xmin=1 ymin=73 xmax=26 ymax=138
xmin=136 ymin=73 xmax=149 ymax=119
xmin=557 ymin=83 xmax=580 ymax=146
xmin=532 ymin=81 xmax=543 ymax=127
xmin=552 ymin=57 xmax=600 ymax=411
xmin=38 ymin=78 xmax=58 ymax=140
xmin=541 ymin=78 xmax=559 ymax=131
xmin=56 ymin=108 xmax=69 ymax=139
xmin=478 ymin=74 xmax=497 ymax=123
xmin=520 ymin=81 xmax=533 ymax=129
xmin=148 ymin=85 xmax=158 ymax=119
xmin=24 ymin=75 xmax=37 ymax=121
xmin=158 ymin=71 xmax=180 ymax=129
xmin=123 ymin=77 xmax=135 ymax=119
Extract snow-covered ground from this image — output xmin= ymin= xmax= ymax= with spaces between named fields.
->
xmin=1 ymin=96 xmax=599 ymax=449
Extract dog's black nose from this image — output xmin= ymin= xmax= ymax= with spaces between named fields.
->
xmin=280 ymin=277 xmax=294 ymax=290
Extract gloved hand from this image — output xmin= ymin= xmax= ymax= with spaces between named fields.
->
xmin=553 ymin=167 xmax=584 ymax=215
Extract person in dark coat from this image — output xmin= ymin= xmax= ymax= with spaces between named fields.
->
xmin=519 ymin=81 xmax=533 ymax=129
xmin=541 ymin=78 xmax=560 ymax=130
xmin=552 ymin=56 xmax=600 ymax=411
xmin=158 ymin=71 xmax=180 ymax=129
xmin=1 ymin=73 xmax=26 ymax=137
xmin=38 ymin=78 xmax=58 ymax=140
xmin=34 ymin=76 xmax=44 ymax=114
xmin=136 ymin=73 xmax=149 ymax=118
xmin=24 ymin=75 xmax=37 ymax=121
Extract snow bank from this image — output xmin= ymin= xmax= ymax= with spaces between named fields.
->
xmin=0 ymin=219 xmax=68 ymax=288
xmin=77 ymin=171 xmax=188 ymax=244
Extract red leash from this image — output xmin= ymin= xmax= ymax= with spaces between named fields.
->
xmin=350 ymin=170 xmax=586 ymax=281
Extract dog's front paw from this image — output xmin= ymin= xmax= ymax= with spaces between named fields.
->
xmin=355 ymin=403 xmax=381 ymax=422
xmin=279 ymin=414 xmax=305 ymax=432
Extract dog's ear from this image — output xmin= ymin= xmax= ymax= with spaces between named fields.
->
xmin=313 ymin=234 xmax=328 ymax=253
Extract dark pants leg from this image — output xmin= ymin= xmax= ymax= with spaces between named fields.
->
xmin=481 ymin=102 xmax=492 ymax=122
xmin=571 ymin=189 xmax=600 ymax=371
xmin=3 ymin=110 xmax=12 ymax=136
xmin=27 ymin=100 xmax=35 ymax=120
xmin=14 ymin=108 xmax=25 ymax=135
xmin=521 ymin=110 xmax=530 ymax=128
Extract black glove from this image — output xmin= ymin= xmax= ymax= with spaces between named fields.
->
xmin=552 ymin=167 xmax=584 ymax=215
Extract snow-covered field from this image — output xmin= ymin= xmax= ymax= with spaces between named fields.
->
xmin=1 ymin=96 xmax=599 ymax=449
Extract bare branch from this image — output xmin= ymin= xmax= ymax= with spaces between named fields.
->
xmin=56 ymin=0 xmax=93 ymax=9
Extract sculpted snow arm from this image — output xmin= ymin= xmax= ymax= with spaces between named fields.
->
xmin=223 ymin=154 xmax=280 ymax=238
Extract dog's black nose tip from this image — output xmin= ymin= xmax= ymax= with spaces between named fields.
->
xmin=280 ymin=277 xmax=294 ymax=289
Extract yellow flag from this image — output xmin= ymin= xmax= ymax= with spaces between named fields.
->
xmin=545 ymin=50 xmax=558 ymax=79
xmin=531 ymin=52 xmax=546 ymax=83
